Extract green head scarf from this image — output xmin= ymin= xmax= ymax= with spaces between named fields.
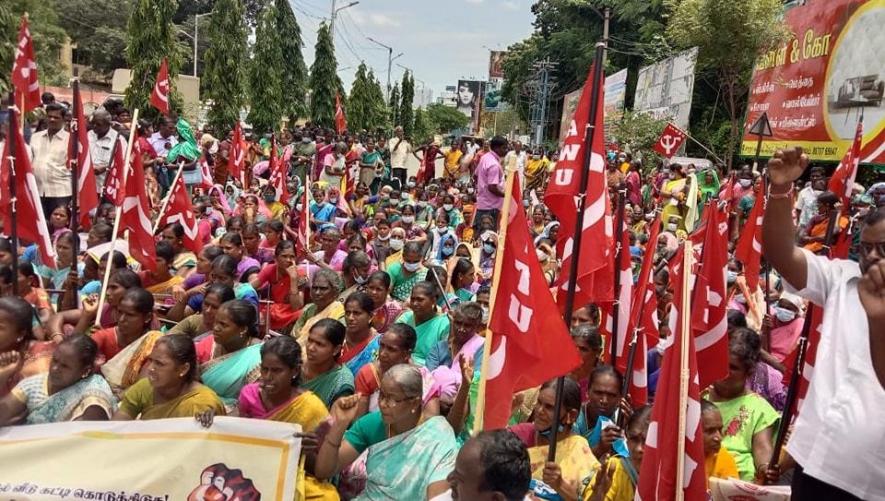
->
xmin=698 ymin=168 xmax=721 ymax=200
xmin=166 ymin=118 xmax=201 ymax=163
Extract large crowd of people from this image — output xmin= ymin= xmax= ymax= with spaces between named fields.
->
xmin=0 ymin=93 xmax=882 ymax=501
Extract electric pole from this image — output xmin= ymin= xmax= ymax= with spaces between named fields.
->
xmin=368 ymin=37 xmax=402 ymax=102
xmin=527 ymin=59 xmax=557 ymax=146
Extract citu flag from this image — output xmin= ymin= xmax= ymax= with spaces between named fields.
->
xmin=11 ymin=15 xmax=41 ymax=114
xmin=335 ymin=93 xmax=347 ymax=135
xmin=120 ymin=143 xmax=157 ymax=272
xmin=543 ymin=64 xmax=614 ymax=309
xmin=228 ymin=122 xmax=246 ymax=184
xmin=102 ymin=135 xmax=128 ymax=205
xmin=0 ymin=108 xmax=57 ymax=267
xmin=480 ymin=175 xmax=581 ymax=430
xmin=150 ymin=58 xmax=171 ymax=116
xmin=636 ymin=241 xmax=707 ymax=501
xmin=690 ymin=203 xmax=730 ymax=388
xmin=268 ymin=136 xmax=290 ymax=205
xmin=68 ymin=83 xmax=99 ymax=229
xmin=828 ymin=120 xmax=863 ymax=207
xmin=157 ymin=174 xmax=203 ymax=255
xmin=782 ymin=304 xmax=823 ymax=421
xmin=735 ymin=184 xmax=764 ymax=291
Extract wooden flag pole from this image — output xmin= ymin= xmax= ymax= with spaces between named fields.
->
xmin=472 ymin=163 xmax=516 ymax=435
xmin=151 ymin=160 xmax=186 ymax=234
xmin=675 ymin=239 xmax=693 ymax=501
xmin=6 ymin=94 xmax=20 ymax=296
xmin=610 ymin=185 xmax=627 ymax=364
xmin=94 ymin=108 xmax=139 ymax=327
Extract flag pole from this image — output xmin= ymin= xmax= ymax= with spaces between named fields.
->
xmin=152 ymin=160 xmax=186 ymax=234
xmin=472 ymin=164 xmax=516 ymax=434
xmin=547 ymin=40 xmax=607 ymax=463
xmin=6 ymin=93 xmax=20 ymax=296
xmin=675 ymin=239 xmax=693 ymax=501
xmin=610 ymin=184 xmax=627 ymax=364
xmin=95 ymin=108 xmax=139 ymax=327
xmin=69 ymin=70 xmax=81 ymax=263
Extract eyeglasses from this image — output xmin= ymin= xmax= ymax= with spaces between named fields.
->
xmin=378 ymin=392 xmax=414 ymax=407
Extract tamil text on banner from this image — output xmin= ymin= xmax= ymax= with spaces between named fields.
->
xmin=741 ymin=0 xmax=885 ymax=163
xmin=0 ymin=417 xmax=301 ymax=500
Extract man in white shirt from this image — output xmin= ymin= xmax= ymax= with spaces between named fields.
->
xmin=504 ymin=141 xmax=527 ymax=188
xmin=148 ymin=116 xmax=177 ymax=158
xmin=762 ymin=146 xmax=885 ymax=501
xmin=88 ymin=109 xmax=125 ymax=195
xmin=389 ymin=126 xmax=412 ymax=189
xmin=31 ymin=103 xmax=72 ymax=217
xmin=794 ymin=165 xmax=826 ymax=230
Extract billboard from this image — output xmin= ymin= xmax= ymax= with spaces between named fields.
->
xmin=489 ymin=51 xmax=506 ymax=79
xmin=741 ymin=0 xmax=885 ymax=164
xmin=559 ymin=69 xmax=629 ymax=143
xmin=633 ymin=47 xmax=699 ymax=131
xmin=485 ymin=78 xmax=508 ymax=112
xmin=456 ymin=80 xmax=485 ymax=131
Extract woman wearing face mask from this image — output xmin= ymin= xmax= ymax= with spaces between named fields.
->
xmin=427 ymin=212 xmax=460 ymax=267
xmin=383 ymin=227 xmax=408 ymax=271
xmin=395 ymin=204 xmax=427 ymax=243
xmin=759 ymin=292 xmax=804 ymax=365
xmin=338 ymin=251 xmax=373 ymax=302
xmin=525 ymin=149 xmax=550 ymax=193
xmin=395 ymin=282 xmax=450 ymax=367
xmin=582 ymin=405 xmax=653 ymax=501
xmin=310 ymin=185 xmax=338 ymax=225
xmin=478 ymin=231 xmax=498 ymax=281
xmin=388 ymin=241 xmax=428 ymax=301
xmin=369 ymin=218 xmax=393 ymax=266
xmin=439 ymin=194 xmax=464 ymax=230
xmin=660 ymin=164 xmax=688 ymax=233
xmin=508 ymin=377 xmax=598 ymax=501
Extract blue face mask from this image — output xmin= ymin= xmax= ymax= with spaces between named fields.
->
xmin=727 ymin=270 xmax=738 ymax=285
xmin=483 ymin=243 xmax=496 ymax=255
xmin=774 ymin=306 xmax=796 ymax=323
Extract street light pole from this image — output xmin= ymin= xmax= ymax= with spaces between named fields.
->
xmin=194 ymin=12 xmax=212 ymax=77
xmin=367 ymin=37 xmax=401 ymax=102
xmin=330 ymin=0 xmax=359 ymax=39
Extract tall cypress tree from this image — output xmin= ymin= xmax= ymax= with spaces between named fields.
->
xmin=399 ymin=71 xmax=414 ymax=136
xmin=125 ymin=0 xmax=182 ymax=117
xmin=366 ymin=70 xmax=388 ymax=130
xmin=389 ymin=82 xmax=400 ymax=127
xmin=308 ymin=23 xmax=338 ymax=128
xmin=348 ymin=63 xmax=371 ymax=131
xmin=275 ymin=0 xmax=307 ymax=121
xmin=248 ymin=2 xmax=284 ymax=135
xmin=203 ymin=0 xmax=248 ymax=135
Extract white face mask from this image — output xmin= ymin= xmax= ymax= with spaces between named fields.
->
xmin=481 ymin=305 xmax=490 ymax=324
xmin=739 ymin=179 xmax=752 ymax=188
xmin=403 ymin=261 xmax=420 ymax=272
xmin=443 ymin=204 xmax=454 ymax=212
xmin=774 ymin=307 xmax=796 ymax=323
xmin=666 ymin=223 xmax=678 ymax=232
xmin=390 ymin=239 xmax=404 ymax=251
xmin=390 ymin=198 xmax=400 ymax=205
xmin=353 ymin=272 xmax=368 ymax=285
xmin=401 ymin=215 xmax=415 ymax=224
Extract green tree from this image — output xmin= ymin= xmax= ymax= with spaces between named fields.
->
xmin=202 ymin=0 xmax=247 ymax=135
xmin=248 ymin=1 xmax=284 ymax=135
xmin=609 ymin=110 xmax=669 ymax=172
xmin=347 ymin=63 xmax=372 ymax=131
xmin=275 ymin=0 xmax=307 ymax=121
xmin=388 ymin=82 xmax=401 ymax=126
xmin=308 ymin=22 xmax=338 ymax=128
xmin=54 ymin=0 xmax=132 ymax=78
xmin=366 ymin=70 xmax=389 ymax=130
xmin=1 ymin=0 xmax=69 ymax=94
xmin=399 ymin=71 xmax=414 ymax=136
xmin=125 ymin=0 xmax=183 ymax=117
xmin=426 ymin=103 xmax=470 ymax=134
xmin=412 ymin=108 xmax=433 ymax=144
xmin=667 ymin=0 xmax=787 ymax=165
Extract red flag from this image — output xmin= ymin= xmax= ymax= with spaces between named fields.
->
xmin=268 ymin=137 xmax=290 ymax=205
xmin=481 ymin=176 xmax=581 ymax=430
xmin=229 ymin=122 xmax=245 ymax=183
xmin=150 ymin=58 xmax=171 ymax=116
xmin=602 ymin=231 xmax=633 ymax=368
xmin=158 ymin=174 xmax=204 ymax=255
xmin=103 ymin=136 xmax=127 ymax=205
xmin=652 ymin=123 xmax=688 ymax=158
xmin=335 ymin=93 xmax=347 ymax=135
xmin=120 ymin=144 xmax=157 ymax=272
xmin=0 ymin=110 xmax=56 ymax=267
xmin=690 ymin=204 xmax=730 ymax=388
xmin=735 ymin=187 xmax=764 ymax=291
xmin=11 ymin=16 xmax=41 ymax=114
xmin=198 ymin=157 xmax=214 ymax=191
xmin=636 ymin=244 xmax=707 ymax=501
xmin=544 ymin=65 xmax=614 ymax=308
xmin=69 ymin=84 xmax=99 ymax=229
xmin=828 ymin=120 xmax=863 ymax=207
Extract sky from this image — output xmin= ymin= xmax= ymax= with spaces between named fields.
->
xmin=293 ymin=0 xmax=536 ymax=96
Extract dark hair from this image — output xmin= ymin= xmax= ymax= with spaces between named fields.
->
xmin=473 ymin=430 xmax=532 ymax=501
xmin=570 ymin=324 xmax=603 ymax=349
xmin=411 ymin=281 xmax=436 ymax=300
xmin=403 ymin=241 xmax=423 ymax=256
xmin=226 ymin=215 xmax=244 ymax=231
xmin=163 ymin=222 xmax=184 ymax=239
xmin=726 ymin=309 xmax=747 ymax=330
xmin=155 ymin=240 xmax=175 ymax=263
xmin=490 ymin=135 xmax=508 ymax=150
xmin=220 ymin=299 xmax=260 ymax=338
xmin=261 ymin=336 xmax=303 ymax=386
xmin=60 ymin=333 xmax=99 ymax=371
xmin=386 ymin=323 xmax=418 ymax=351
xmin=121 ymin=288 xmax=154 ymax=315
xmin=211 ymin=254 xmax=238 ymax=278
xmin=100 ymin=250 xmax=128 ymax=270
xmin=367 ymin=270 xmax=391 ymax=289
xmin=109 ymin=268 xmax=142 ymax=289
xmin=344 ymin=291 xmax=375 ymax=314
xmin=204 ymin=283 xmax=236 ymax=304
xmin=342 ymin=251 xmax=370 ymax=274
xmin=476 ymin=284 xmax=491 ymax=297
xmin=347 ymin=233 xmax=367 ymax=250
xmin=311 ymin=318 xmax=346 ymax=347
xmin=425 ymin=267 xmax=447 ymax=299
xmin=589 ymin=364 xmax=624 ymax=390
xmin=241 ymin=222 xmax=260 ymax=237
xmin=264 ymin=219 xmax=284 ymax=233
xmin=201 ymin=245 xmax=224 ymax=262
xmin=626 ymin=404 xmax=653 ymax=434
xmin=540 ymin=377 xmax=582 ymax=412
xmin=45 ymin=102 xmax=65 ymax=115
xmin=0 ymin=265 xmax=12 ymax=286
xmin=863 ymin=205 xmax=885 ymax=227
xmin=450 ymin=258 xmax=475 ymax=290
xmin=435 ymin=209 xmax=451 ymax=224
xmin=453 ymin=301 xmax=484 ymax=324
xmin=728 ymin=327 xmax=761 ymax=370
xmin=155 ymin=334 xmax=199 ymax=381
xmin=0 ymin=297 xmax=35 ymax=342
xmin=18 ymin=261 xmax=37 ymax=280
xmin=701 ymin=398 xmax=719 ymax=415
xmin=0 ymin=237 xmax=11 ymax=255
xmin=275 ymin=240 xmax=296 ymax=256
xmin=220 ymin=232 xmax=243 ymax=246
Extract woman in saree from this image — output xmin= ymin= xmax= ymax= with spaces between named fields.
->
xmin=250 ymin=240 xmax=305 ymax=333
xmin=219 ymin=232 xmax=261 ymax=282
xmin=582 ymin=405 xmax=652 ymax=501
xmin=509 ymin=378 xmax=599 ymax=501
xmin=339 ymin=292 xmax=381 ymax=376
xmin=34 ymin=230 xmax=77 ymax=293
xmin=168 ymin=255 xmax=259 ymax=322
xmin=394 ymin=204 xmax=427 ymax=244
xmin=698 ymin=168 xmax=721 ymax=205
xmin=94 ymin=288 xmax=164 ymax=394
xmin=383 ymin=227 xmax=407 ymax=271
xmin=301 ymin=318 xmax=355 ymax=408
xmin=443 ymin=140 xmax=463 ymax=182
xmin=394 ymin=282 xmax=451 ymax=367
xmin=449 ymin=258 xmax=478 ymax=303
xmin=337 ymin=251 xmax=372 ymax=302
xmin=293 ymin=269 xmax=346 ymax=344
xmin=387 ymin=241 xmax=428 ymax=301
xmin=197 ymin=335 xmax=339 ymax=501
xmin=525 ymin=148 xmax=550 ymax=193
xmin=0 ymin=297 xmax=55 ymax=397
xmin=138 ymin=241 xmax=184 ymax=296
xmin=0 ymin=334 xmax=114 ymax=424
xmin=314 ymin=364 xmax=456 ymax=500
xmin=197 ymin=299 xmax=264 ymax=411
xmin=574 ymin=365 xmax=631 ymax=460
xmin=354 ymin=324 xmax=417 ymax=416
xmin=168 ymin=284 xmax=235 ymax=340
xmin=113 ymin=334 xmax=224 ymax=420
xmin=49 ymin=269 xmax=142 ymax=337
xmin=660 ymin=163 xmax=689 ymax=233
xmin=207 ymin=184 xmax=232 ymax=227
xmin=241 ymin=222 xmax=274 ymax=265
xmin=365 ymin=271 xmax=403 ymax=334
xmin=174 ymin=245 xmax=223 ymax=298
xmin=160 ymin=222 xmax=198 ymax=277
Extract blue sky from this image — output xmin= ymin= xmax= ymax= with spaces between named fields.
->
xmin=294 ymin=0 xmax=535 ymax=95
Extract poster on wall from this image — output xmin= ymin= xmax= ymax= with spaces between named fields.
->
xmin=741 ymin=0 xmax=885 ymax=164
xmin=633 ymin=47 xmax=698 ymax=131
